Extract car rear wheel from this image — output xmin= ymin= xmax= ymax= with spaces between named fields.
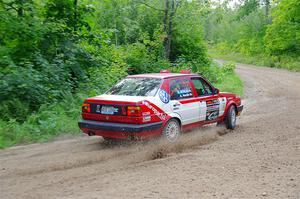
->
xmin=162 ymin=119 xmax=181 ymax=142
xmin=225 ymin=105 xmax=237 ymax=130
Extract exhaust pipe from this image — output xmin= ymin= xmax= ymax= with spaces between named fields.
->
xmin=88 ymin=131 xmax=95 ymax=136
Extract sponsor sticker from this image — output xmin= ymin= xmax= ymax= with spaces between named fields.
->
xmin=159 ymin=89 xmax=170 ymax=104
xmin=206 ymin=99 xmax=220 ymax=121
xmin=142 ymin=101 xmax=166 ymax=120
xmin=143 ymin=116 xmax=151 ymax=122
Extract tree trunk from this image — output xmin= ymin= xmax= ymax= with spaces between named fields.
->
xmin=17 ymin=0 xmax=23 ymax=17
xmin=74 ymin=0 xmax=78 ymax=30
xmin=166 ymin=0 xmax=175 ymax=60
xmin=114 ymin=19 xmax=118 ymax=46
xmin=163 ymin=0 xmax=169 ymax=59
xmin=265 ymin=0 xmax=270 ymax=17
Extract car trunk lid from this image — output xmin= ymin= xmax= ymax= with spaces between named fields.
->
xmin=82 ymin=95 xmax=147 ymax=124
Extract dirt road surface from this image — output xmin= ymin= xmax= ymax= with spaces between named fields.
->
xmin=0 ymin=62 xmax=299 ymax=199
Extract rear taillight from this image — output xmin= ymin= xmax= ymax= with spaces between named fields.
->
xmin=127 ymin=106 xmax=141 ymax=117
xmin=82 ymin=103 xmax=90 ymax=113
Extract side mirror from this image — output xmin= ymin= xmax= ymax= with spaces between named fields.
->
xmin=214 ymin=88 xmax=220 ymax=94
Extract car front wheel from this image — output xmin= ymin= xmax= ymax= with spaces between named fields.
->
xmin=225 ymin=105 xmax=237 ymax=129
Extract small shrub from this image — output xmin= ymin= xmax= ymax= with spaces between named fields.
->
xmin=221 ymin=62 xmax=236 ymax=74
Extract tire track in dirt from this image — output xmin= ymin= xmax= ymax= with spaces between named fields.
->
xmin=1 ymin=126 xmax=227 ymax=178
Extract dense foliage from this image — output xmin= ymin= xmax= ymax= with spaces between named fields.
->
xmin=205 ymin=0 xmax=300 ymax=71
xmin=0 ymin=0 xmax=245 ymax=148
xmin=0 ymin=0 xmax=211 ymax=121
xmin=264 ymin=0 xmax=300 ymax=55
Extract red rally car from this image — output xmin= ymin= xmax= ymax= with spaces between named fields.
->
xmin=78 ymin=70 xmax=243 ymax=142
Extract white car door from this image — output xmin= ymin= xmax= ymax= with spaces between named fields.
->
xmin=168 ymin=78 xmax=200 ymax=125
xmin=191 ymin=77 xmax=226 ymax=122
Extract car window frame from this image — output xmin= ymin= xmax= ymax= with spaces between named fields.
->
xmin=168 ymin=77 xmax=195 ymax=100
xmin=105 ymin=77 xmax=163 ymax=97
xmin=190 ymin=77 xmax=215 ymax=97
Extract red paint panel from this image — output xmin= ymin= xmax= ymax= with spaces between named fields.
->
xmin=84 ymin=99 xmax=138 ymax=105
xmin=82 ymin=113 xmax=142 ymax=124
xmin=82 ymin=99 xmax=171 ymax=125
xmin=178 ymin=95 xmax=219 ymax=104
xmin=80 ymin=127 xmax=162 ymax=139
xmin=182 ymin=117 xmax=223 ymax=130
xmin=141 ymin=100 xmax=171 ymax=123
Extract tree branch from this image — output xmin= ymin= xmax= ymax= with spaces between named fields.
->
xmin=174 ymin=0 xmax=181 ymax=14
xmin=0 ymin=0 xmax=19 ymax=13
xmin=133 ymin=0 xmax=164 ymax=12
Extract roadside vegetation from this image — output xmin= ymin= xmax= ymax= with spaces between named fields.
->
xmin=0 ymin=0 xmax=246 ymax=148
xmin=206 ymin=0 xmax=300 ymax=72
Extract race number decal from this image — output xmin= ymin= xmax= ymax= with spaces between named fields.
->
xmin=206 ymin=99 xmax=220 ymax=121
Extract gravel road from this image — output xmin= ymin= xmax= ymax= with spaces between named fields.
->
xmin=0 ymin=62 xmax=299 ymax=199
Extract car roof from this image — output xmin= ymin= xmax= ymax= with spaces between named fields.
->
xmin=127 ymin=73 xmax=200 ymax=79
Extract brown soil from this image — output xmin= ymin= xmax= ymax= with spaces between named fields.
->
xmin=0 ymin=62 xmax=299 ymax=199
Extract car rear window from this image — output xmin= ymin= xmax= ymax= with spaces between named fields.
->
xmin=106 ymin=77 xmax=162 ymax=96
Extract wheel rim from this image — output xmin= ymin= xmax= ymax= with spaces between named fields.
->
xmin=165 ymin=121 xmax=179 ymax=142
xmin=231 ymin=108 xmax=236 ymax=126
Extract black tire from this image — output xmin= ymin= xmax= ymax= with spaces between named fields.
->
xmin=162 ymin=119 xmax=181 ymax=142
xmin=225 ymin=105 xmax=237 ymax=130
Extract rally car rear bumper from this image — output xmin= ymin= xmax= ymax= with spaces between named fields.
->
xmin=78 ymin=119 xmax=163 ymax=139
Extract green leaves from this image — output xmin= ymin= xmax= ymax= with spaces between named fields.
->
xmin=0 ymin=0 xmax=220 ymax=148
xmin=264 ymin=0 xmax=300 ymax=54
xmin=206 ymin=0 xmax=299 ymax=71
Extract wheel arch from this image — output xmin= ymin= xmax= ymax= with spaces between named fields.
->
xmin=166 ymin=113 xmax=182 ymax=128
xmin=225 ymin=101 xmax=238 ymax=115
xmin=171 ymin=117 xmax=182 ymax=127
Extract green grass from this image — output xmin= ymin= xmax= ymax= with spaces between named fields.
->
xmin=214 ymin=72 xmax=243 ymax=97
xmin=209 ymin=48 xmax=300 ymax=72
xmin=201 ymin=61 xmax=244 ymax=97
xmin=0 ymin=94 xmax=84 ymax=149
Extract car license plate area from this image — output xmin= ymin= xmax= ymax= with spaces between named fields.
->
xmin=101 ymin=106 xmax=115 ymax=115
xmin=90 ymin=104 xmax=122 ymax=115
